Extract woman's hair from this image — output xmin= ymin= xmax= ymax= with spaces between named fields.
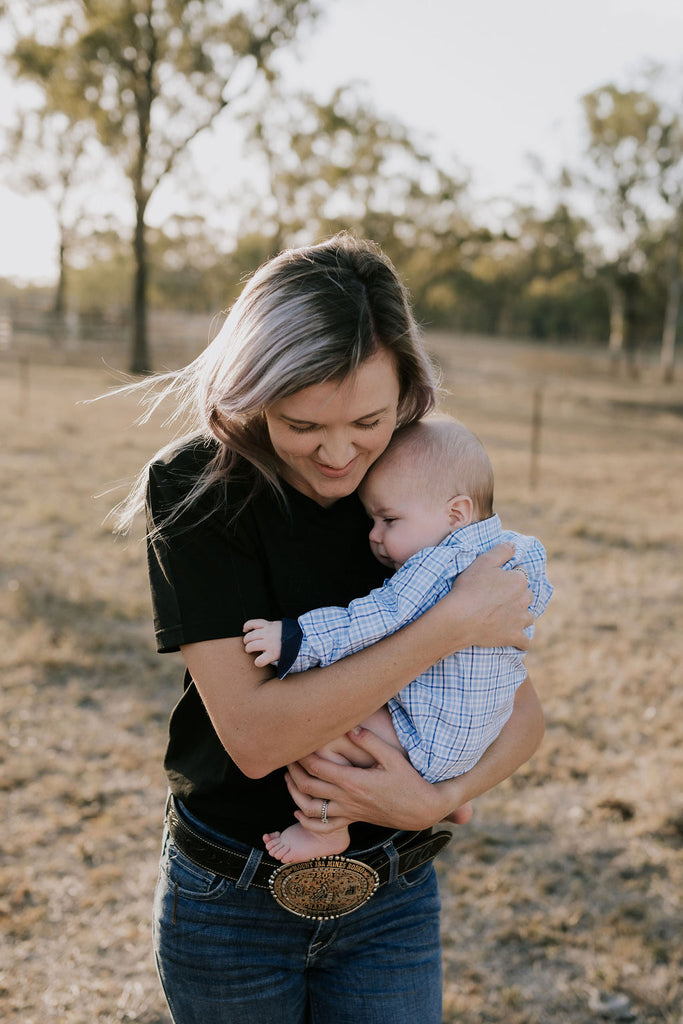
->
xmin=114 ymin=233 xmax=438 ymax=532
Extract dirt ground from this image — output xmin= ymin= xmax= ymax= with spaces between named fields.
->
xmin=1 ymin=333 xmax=681 ymax=1023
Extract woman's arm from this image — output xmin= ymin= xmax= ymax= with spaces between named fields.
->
xmin=284 ymin=677 xmax=544 ymax=832
xmin=182 ymin=542 xmax=533 ymax=778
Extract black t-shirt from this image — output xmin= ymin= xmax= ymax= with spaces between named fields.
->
xmin=146 ymin=436 xmax=389 ymax=848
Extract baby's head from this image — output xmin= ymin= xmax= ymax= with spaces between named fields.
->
xmin=359 ymin=416 xmax=494 ymax=570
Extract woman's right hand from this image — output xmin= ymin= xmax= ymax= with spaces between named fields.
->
xmin=444 ymin=542 xmax=533 ymax=651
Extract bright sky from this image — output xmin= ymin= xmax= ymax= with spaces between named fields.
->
xmin=1 ymin=0 xmax=682 ymax=284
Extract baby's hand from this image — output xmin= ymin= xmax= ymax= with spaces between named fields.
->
xmin=243 ymin=618 xmax=283 ymax=668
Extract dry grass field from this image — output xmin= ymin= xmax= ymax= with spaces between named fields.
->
xmin=1 ymin=333 xmax=681 ymax=1024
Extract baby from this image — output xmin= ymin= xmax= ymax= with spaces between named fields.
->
xmin=243 ymin=416 xmax=552 ymax=863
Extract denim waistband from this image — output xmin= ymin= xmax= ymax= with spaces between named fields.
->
xmin=171 ymin=794 xmax=413 ymax=860
xmin=166 ymin=792 xmax=452 ymax=906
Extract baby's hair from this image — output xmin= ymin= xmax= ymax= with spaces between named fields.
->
xmin=366 ymin=415 xmax=494 ymax=520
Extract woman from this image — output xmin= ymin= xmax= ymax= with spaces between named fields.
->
xmin=119 ymin=235 xmax=542 ymax=1023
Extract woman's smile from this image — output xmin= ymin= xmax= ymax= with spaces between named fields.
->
xmin=314 ymin=455 xmax=359 ymax=478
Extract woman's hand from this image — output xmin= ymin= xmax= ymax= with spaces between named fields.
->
xmin=444 ymin=542 xmax=534 ymax=652
xmin=285 ymin=728 xmax=455 ymax=833
xmin=285 ymin=678 xmax=544 ymax=833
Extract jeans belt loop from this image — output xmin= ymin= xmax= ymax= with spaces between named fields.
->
xmin=381 ymin=838 xmax=400 ymax=885
xmin=236 ymin=846 xmax=264 ymax=890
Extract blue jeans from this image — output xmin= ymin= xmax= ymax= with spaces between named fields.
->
xmin=153 ymin=805 xmax=443 ymax=1024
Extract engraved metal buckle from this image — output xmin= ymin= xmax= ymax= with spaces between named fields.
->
xmin=269 ymin=856 xmax=380 ymax=920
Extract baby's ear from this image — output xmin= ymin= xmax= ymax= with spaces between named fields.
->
xmin=447 ymin=494 xmax=474 ymax=529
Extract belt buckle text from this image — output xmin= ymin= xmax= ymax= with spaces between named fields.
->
xmin=269 ymin=855 xmax=380 ymax=920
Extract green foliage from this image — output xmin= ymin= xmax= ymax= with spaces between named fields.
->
xmin=1 ymin=9 xmax=680 ymax=361
xmin=1 ymin=105 xmax=100 ymax=314
xmin=4 ymin=0 xmax=320 ymax=371
xmin=9 ymin=0 xmax=321 ymax=199
xmin=577 ymin=75 xmax=682 ymax=366
xmin=241 ymin=83 xmax=470 ymax=255
xmin=146 ymin=216 xmax=237 ymax=313
xmin=68 ymin=227 xmax=133 ymax=316
xmin=581 ymin=84 xmax=664 ymax=267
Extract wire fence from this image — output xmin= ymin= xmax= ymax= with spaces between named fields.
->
xmin=0 ymin=308 xmax=220 ymax=371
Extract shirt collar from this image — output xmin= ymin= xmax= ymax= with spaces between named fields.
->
xmin=442 ymin=514 xmax=502 ymax=549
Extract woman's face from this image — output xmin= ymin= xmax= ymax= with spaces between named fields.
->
xmin=264 ymin=349 xmax=400 ymax=506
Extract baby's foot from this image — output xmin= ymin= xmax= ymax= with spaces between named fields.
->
xmin=263 ymin=823 xmax=350 ymax=864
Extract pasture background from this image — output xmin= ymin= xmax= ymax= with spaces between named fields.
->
xmin=1 ymin=334 xmax=681 ymax=1023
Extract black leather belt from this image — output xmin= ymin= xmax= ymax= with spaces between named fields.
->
xmin=166 ymin=797 xmax=452 ymax=920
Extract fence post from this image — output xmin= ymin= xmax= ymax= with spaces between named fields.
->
xmin=18 ymin=354 xmax=30 ymax=415
xmin=529 ymin=386 xmax=543 ymax=490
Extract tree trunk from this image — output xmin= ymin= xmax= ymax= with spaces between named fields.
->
xmin=623 ymin=272 xmax=641 ymax=380
xmin=130 ymin=195 xmax=150 ymax=375
xmin=51 ymin=236 xmax=67 ymax=347
xmin=607 ymin=279 xmax=626 ymax=372
xmin=661 ymin=274 xmax=680 ymax=383
xmin=660 ymin=210 xmax=681 ymax=384
xmin=54 ymin=239 xmax=66 ymax=318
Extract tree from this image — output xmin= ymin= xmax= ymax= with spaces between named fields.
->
xmin=146 ymin=213 xmax=234 ymax=312
xmin=5 ymin=0 xmax=320 ymax=372
xmin=643 ymin=67 xmax=683 ymax=382
xmin=578 ymin=73 xmax=683 ymax=378
xmin=659 ymin=201 xmax=682 ymax=381
xmin=579 ymin=83 xmax=667 ymax=371
xmin=1 ymin=106 xmax=98 ymax=332
xmin=488 ymin=201 xmax=605 ymax=341
xmin=241 ymin=83 xmax=471 ymax=308
xmin=68 ymin=219 xmax=133 ymax=316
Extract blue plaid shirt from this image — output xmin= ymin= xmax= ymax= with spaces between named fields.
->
xmin=280 ymin=515 xmax=552 ymax=783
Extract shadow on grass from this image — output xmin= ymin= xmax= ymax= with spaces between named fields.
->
xmin=4 ymin=570 xmax=178 ymax=700
xmin=438 ymin=815 xmax=681 ymax=1022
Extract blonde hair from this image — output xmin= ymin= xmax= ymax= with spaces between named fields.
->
xmin=366 ymin=415 xmax=495 ymax=520
xmin=114 ymin=234 xmax=438 ymax=532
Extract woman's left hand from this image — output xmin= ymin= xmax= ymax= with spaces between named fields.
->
xmin=285 ymin=727 xmax=453 ymax=833
xmin=285 ymin=677 xmax=545 ymax=834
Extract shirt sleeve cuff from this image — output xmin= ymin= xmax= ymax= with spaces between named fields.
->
xmin=277 ymin=618 xmax=304 ymax=678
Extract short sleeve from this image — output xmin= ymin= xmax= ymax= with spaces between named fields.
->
xmin=146 ymin=452 xmax=275 ymax=653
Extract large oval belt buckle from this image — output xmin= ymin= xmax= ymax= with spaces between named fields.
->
xmin=269 ymin=856 xmax=380 ymax=920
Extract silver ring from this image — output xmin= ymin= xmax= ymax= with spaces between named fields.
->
xmin=320 ymin=799 xmax=329 ymax=824
xmin=510 ymin=565 xmax=529 ymax=583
